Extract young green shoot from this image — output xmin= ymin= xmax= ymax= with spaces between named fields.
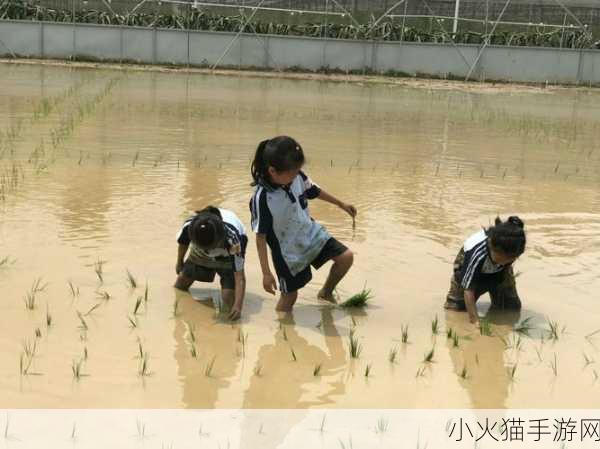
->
xmin=253 ymin=363 xmax=262 ymax=377
xmin=446 ymin=327 xmax=454 ymax=339
xmin=204 ymin=356 xmax=216 ymax=377
xmin=415 ymin=366 xmax=426 ymax=378
xmin=128 ymin=315 xmax=138 ymax=329
xmin=96 ymin=290 xmax=111 ymax=300
xmin=34 ymin=328 xmax=41 ymax=339
xmin=138 ymin=352 xmax=151 ymax=377
xmin=185 ymin=321 xmax=197 ymax=344
xmin=389 ymin=346 xmax=398 ymax=364
xmin=126 ymin=269 xmax=138 ymax=289
xmin=93 ymin=259 xmax=105 ymax=283
xmin=479 ymin=319 xmax=493 ymax=337
xmin=144 ymin=283 xmax=149 ymax=303
xmin=290 ymin=347 xmax=297 ymax=362
xmin=375 ymin=417 xmax=388 ymax=434
xmin=338 ymin=287 xmax=372 ymax=308
xmin=76 ymin=311 xmax=88 ymax=330
xmin=68 ymin=280 xmax=79 ymax=297
xmin=514 ymin=317 xmax=535 ymax=336
xmin=549 ymin=353 xmax=558 ymax=377
xmin=401 ymin=325 xmax=409 ymax=344
xmin=364 ymin=363 xmax=372 ymax=378
xmin=24 ymin=278 xmax=47 ymax=310
xmin=508 ymin=364 xmax=517 ymax=381
xmin=423 ymin=347 xmax=435 ymax=363
xmin=460 ymin=365 xmax=468 ymax=379
xmin=190 ymin=344 xmax=197 ymax=358
xmin=349 ymin=330 xmax=362 ymax=359
xmin=133 ymin=296 xmax=143 ymax=315
xmin=431 ymin=315 xmax=439 ymax=335
xmin=313 ymin=363 xmax=322 ymax=377
xmin=46 ymin=303 xmax=52 ymax=327
xmin=452 ymin=332 xmax=460 ymax=348
xmin=173 ymin=297 xmax=180 ymax=318
xmin=546 ymin=317 xmax=561 ymax=340
xmin=71 ymin=359 xmax=86 ymax=380
xmin=84 ymin=302 xmax=101 ymax=316
xmin=583 ymin=352 xmax=594 ymax=368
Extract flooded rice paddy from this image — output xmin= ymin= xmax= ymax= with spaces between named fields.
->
xmin=1 ymin=62 xmax=600 ymax=409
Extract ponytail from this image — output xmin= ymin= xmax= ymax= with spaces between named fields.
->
xmin=250 ymin=136 xmax=305 ymax=187
xmin=251 ymin=139 xmax=270 ymax=186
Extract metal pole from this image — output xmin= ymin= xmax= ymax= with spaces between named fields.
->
xmin=72 ymin=0 xmax=75 ymax=59
xmin=453 ymin=0 xmax=460 ymax=34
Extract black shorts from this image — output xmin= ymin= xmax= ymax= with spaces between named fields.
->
xmin=275 ymin=238 xmax=348 ymax=294
xmin=181 ymin=260 xmax=235 ymax=290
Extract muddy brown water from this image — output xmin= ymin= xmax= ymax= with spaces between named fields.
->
xmin=1 ymin=62 xmax=599 ymax=409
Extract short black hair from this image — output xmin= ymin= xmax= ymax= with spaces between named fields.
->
xmin=487 ymin=216 xmax=526 ymax=258
xmin=188 ymin=207 xmax=225 ymax=250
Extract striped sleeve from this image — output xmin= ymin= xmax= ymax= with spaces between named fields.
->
xmin=459 ymin=241 xmax=488 ymax=289
xmin=250 ymin=187 xmax=272 ymax=234
xmin=299 ymin=170 xmax=321 ymax=200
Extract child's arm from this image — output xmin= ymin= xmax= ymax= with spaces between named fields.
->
xmin=228 ymin=271 xmax=246 ymax=321
xmin=316 ymin=189 xmax=357 ymax=219
xmin=256 ymin=234 xmax=277 ymax=294
xmin=463 ymin=289 xmax=479 ymax=324
xmin=176 ymin=244 xmax=188 ymax=274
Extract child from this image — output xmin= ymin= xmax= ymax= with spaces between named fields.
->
xmin=174 ymin=206 xmax=247 ymax=321
xmin=445 ymin=216 xmax=526 ymax=325
xmin=249 ymin=136 xmax=356 ymax=312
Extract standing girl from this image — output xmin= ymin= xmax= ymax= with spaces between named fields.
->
xmin=249 ymin=136 xmax=356 ymax=312
xmin=445 ymin=216 xmax=526 ymax=325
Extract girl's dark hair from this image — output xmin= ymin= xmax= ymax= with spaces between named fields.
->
xmin=251 ymin=136 xmax=305 ymax=186
xmin=487 ymin=216 xmax=526 ymax=258
xmin=189 ymin=206 xmax=225 ymax=249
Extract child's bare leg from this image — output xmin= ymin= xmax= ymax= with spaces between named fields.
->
xmin=276 ymin=291 xmax=298 ymax=312
xmin=174 ymin=273 xmax=194 ymax=291
xmin=221 ymin=288 xmax=235 ymax=308
xmin=318 ymin=249 xmax=354 ymax=302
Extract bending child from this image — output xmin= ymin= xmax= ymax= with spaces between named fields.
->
xmin=445 ymin=216 xmax=526 ymax=325
xmin=249 ymin=136 xmax=356 ymax=312
xmin=174 ymin=206 xmax=247 ymax=321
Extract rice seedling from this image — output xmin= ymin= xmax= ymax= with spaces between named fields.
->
xmin=546 ymin=318 xmax=561 ymax=340
xmin=143 ymin=283 xmax=149 ymax=303
xmin=534 ymin=346 xmax=543 ymax=362
xmin=583 ymin=353 xmax=594 ymax=368
xmin=68 ymin=280 xmax=79 ymax=297
xmin=84 ymin=302 xmax=101 ymax=316
xmin=514 ymin=317 xmax=535 ymax=336
xmin=282 ymin=326 xmax=288 ymax=341
xmin=126 ymin=269 xmax=138 ymax=289
xmin=508 ymin=364 xmax=517 ymax=381
xmin=136 ymin=340 xmax=144 ymax=360
xmin=348 ymin=330 xmax=362 ymax=359
xmin=594 ymin=370 xmax=599 ymax=381
xmin=70 ymin=423 xmax=76 ymax=440
xmin=388 ymin=346 xmax=398 ymax=364
xmin=338 ymin=287 xmax=372 ymax=308
xmin=133 ymin=296 xmax=143 ymax=315
xmin=446 ymin=327 xmax=454 ymax=339
xmin=253 ymin=363 xmax=262 ymax=377
xmin=375 ymin=417 xmax=388 ymax=434
xmin=185 ymin=321 xmax=197 ymax=344
xmin=479 ymin=319 xmax=493 ymax=337
xmin=24 ymin=278 xmax=47 ymax=310
xmin=76 ymin=311 xmax=88 ymax=330
xmin=96 ymin=290 xmax=110 ymax=300
xmin=132 ymin=151 xmax=140 ymax=167
xmin=128 ymin=315 xmax=138 ymax=328
xmin=46 ymin=304 xmax=52 ymax=327
xmin=0 ymin=256 xmax=13 ymax=267
xmin=22 ymin=338 xmax=37 ymax=359
xmin=401 ymin=325 xmax=409 ymax=344
xmin=549 ymin=353 xmax=558 ymax=376
xmin=431 ymin=315 xmax=439 ymax=335
xmin=423 ymin=347 xmax=435 ymax=363
xmin=313 ymin=363 xmax=322 ymax=377
xmin=136 ymin=420 xmax=146 ymax=439
xmin=190 ymin=345 xmax=197 ymax=358
xmin=452 ymin=333 xmax=460 ymax=348
xmin=83 ymin=346 xmax=88 ymax=360
xmin=238 ymin=330 xmax=248 ymax=358
xmin=290 ymin=347 xmax=297 ymax=362
xmin=585 ymin=329 xmax=600 ymax=340
xmin=475 ymin=354 xmax=480 ymax=365
xmin=138 ymin=352 xmax=151 ymax=377
xmin=319 ymin=414 xmax=326 ymax=433
xmin=173 ymin=297 xmax=180 ymax=317
xmin=364 ymin=364 xmax=372 ymax=377
xmin=415 ymin=366 xmax=426 ymax=378
xmin=93 ymin=259 xmax=106 ymax=283
xmin=71 ymin=359 xmax=86 ymax=380
xmin=459 ymin=365 xmax=468 ymax=379
xmin=34 ymin=328 xmax=41 ymax=339
xmin=204 ymin=356 xmax=216 ymax=377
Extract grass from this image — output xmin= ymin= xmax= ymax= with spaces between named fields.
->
xmin=514 ymin=317 xmax=535 ymax=336
xmin=138 ymin=352 xmax=151 ymax=377
xmin=349 ymin=330 xmax=362 ymax=359
xmin=549 ymin=353 xmax=558 ymax=376
xmin=375 ymin=417 xmax=388 ymax=434
xmin=313 ymin=363 xmax=322 ymax=377
xmin=24 ymin=278 xmax=47 ymax=310
xmin=431 ymin=315 xmax=439 ymax=335
xmin=364 ymin=364 xmax=372 ymax=377
xmin=133 ymin=296 xmax=143 ymax=315
xmin=479 ymin=319 xmax=493 ymax=337
xmin=338 ymin=287 xmax=372 ymax=308
xmin=126 ymin=269 xmax=138 ymax=289
xmin=128 ymin=315 xmax=138 ymax=328
xmin=388 ymin=346 xmax=398 ymax=364
xmin=401 ymin=325 xmax=409 ymax=344
xmin=204 ymin=356 xmax=216 ymax=377
xmin=46 ymin=304 xmax=52 ymax=327
xmin=93 ymin=259 xmax=105 ymax=283
xmin=68 ymin=280 xmax=79 ymax=297
xmin=71 ymin=359 xmax=86 ymax=380
xmin=423 ymin=347 xmax=435 ymax=363
xmin=452 ymin=332 xmax=460 ymax=348
xmin=76 ymin=311 xmax=88 ymax=330
xmin=290 ymin=347 xmax=297 ymax=362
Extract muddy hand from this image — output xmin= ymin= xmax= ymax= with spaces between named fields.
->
xmin=263 ymin=273 xmax=277 ymax=295
xmin=228 ymin=305 xmax=242 ymax=321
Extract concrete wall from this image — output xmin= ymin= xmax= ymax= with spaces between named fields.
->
xmin=1 ymin=19 xmax=599 ymax=85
